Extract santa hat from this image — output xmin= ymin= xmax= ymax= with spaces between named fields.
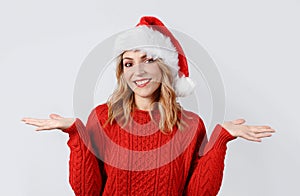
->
xmin=114 ymin=16 xmax=195 ymax=97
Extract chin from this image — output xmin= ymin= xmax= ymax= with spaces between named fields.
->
xmin=134 ymin=91 xmax=156 ymax=98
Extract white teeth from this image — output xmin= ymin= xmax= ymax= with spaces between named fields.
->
xmin=135 ymin=79 xmax=150 ymax=85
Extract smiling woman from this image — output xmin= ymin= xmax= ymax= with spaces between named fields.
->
xmin=22 ymin=16 xmax=276 ymax=196
xmin=122 ymin=51 xmax=162 ymax=106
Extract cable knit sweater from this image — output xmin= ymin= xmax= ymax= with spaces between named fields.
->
xmin=62 ymin=104 xmax=236 ymax=196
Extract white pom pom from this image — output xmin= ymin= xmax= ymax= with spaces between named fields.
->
xmin=174 ymin=76 xmax=195 ymax=97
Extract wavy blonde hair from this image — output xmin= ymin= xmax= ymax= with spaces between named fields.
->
xmin=106 ymin=53 xmax=185 ymax=133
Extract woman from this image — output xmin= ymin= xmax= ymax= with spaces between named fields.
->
xmin=22 ymin=16 xmax=275 ymax=196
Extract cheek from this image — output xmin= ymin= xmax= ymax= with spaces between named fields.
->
xmin=122 ymin=71 xmax=135 ymax=90
xmin=123 ymin=70 xmax=132 ymax=83
xmin=147 ymin=65 xmax=162 ymax=82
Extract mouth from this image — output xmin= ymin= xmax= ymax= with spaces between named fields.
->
xmin=134 ymin=78 xmax=151 ymax=87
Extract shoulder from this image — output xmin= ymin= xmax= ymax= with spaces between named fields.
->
xmin=94 ymin=103 xmax=109 ymax=119
xmin=94 ymin=103 xmax=109 ymax=115
xmin=181 ymin=109 xmax=204 ymax=125
xmin=87 ymin=103 xmax=109 ymax=123
xmin=180 ymin=109 xmax=206 ymax=138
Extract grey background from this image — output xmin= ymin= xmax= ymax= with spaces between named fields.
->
xmin=1 ymin=0 xmax=299 ymax=195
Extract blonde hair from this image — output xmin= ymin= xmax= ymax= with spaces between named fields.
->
xmin=106 ymin=54 xmax=185 ymax=133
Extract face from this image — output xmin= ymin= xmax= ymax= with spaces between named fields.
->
xmin=122 ymin=50 xmax=162 ymax=100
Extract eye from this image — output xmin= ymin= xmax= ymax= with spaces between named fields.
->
xmin=145 ymin=58 xmax=155 ymax=64
xmin=123 ymin=62 xmax=133 ymax=67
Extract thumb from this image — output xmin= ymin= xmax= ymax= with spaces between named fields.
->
xmin=232 ymin=118 xmax=246 ymax=125
xmin=49 ymin=114 xmax=63 ymax=120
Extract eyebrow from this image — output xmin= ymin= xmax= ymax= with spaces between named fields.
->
xmin=122 ymin=54 xmax=147 ymax=60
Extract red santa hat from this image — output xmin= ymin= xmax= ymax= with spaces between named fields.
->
xmin=114 ymin=16 xmax=195 ymax=97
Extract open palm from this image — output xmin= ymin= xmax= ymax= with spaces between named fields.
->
xmin=22 ymin=114 xmax=75 ymax=131
xmin=221 ymin=119 xmax=276 ymax=142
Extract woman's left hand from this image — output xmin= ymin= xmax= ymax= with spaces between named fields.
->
xmin=221 ymin=119 xmax=276 ymax=142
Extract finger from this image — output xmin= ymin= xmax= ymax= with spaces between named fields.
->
xmin=24 ymin=119 xmax=48 ymax=128
xmin=243 ymin=135 xmax=262 ymax=142
xmin=22 ymin=118 xmax=42 ymax=123
xmin=251 ymin=138 xmax=262 ymax=142
xmin=232 ymin=119 xmax=246 ymax=125
xmin=22 ymin=117 xmax=38 ymax=122
xmin=36 ymin=127 xmax=47 ymax=131
xmin=36 ymin=127 xmax=51 ymax=131
xmin=22 ymin=119 xmax=40 ymax=126
xmin=36 ymin=124 xmax=59 ymax=131
xmin=253 ymin=128 xmax=276 ymax=133
xmin=255 ymin=132 xmax=274 ymax=138
xmin=49 ymin=114 xmax=62 ymax=120
xmin=237 ymin=131 xmax=259 ymax=142
xmin=27 ymin=119 xmax=46 ymax=126
xmin=245 ymin=135 xmax=262 ymax=142
xmin=246 ymin=130 xmax=273 ymax=141
xmin=249 ymin=125 xmax=272 ymax=129
xmin=36 ymin=126 xmax=49 ymax=131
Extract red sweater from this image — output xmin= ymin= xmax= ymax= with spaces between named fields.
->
xmin=63 ymin=104 xmax=236 ymax=196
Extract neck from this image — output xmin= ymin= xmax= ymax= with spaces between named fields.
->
xmin=134 ymin=95 xmax=153 ymax=111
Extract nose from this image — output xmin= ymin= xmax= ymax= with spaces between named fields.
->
xmin=134 ymin=63 xmax=146 ymax=75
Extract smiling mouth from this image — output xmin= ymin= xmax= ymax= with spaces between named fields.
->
xmin=134 ymin=79 xmax=151 ymax=87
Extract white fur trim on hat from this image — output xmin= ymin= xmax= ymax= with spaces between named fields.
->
xmin=114 ymin=26 xmax=179 ymax=72
xmin=174 ymin=76 xmax=195 ymax=97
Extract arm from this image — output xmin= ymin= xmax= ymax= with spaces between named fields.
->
xmin=184 ymin=123 xmax=236 ymax=196
xmin=62 ymin=110 xmax=103 ymax=196
xmin=22 ymin=107 xmax=109 ymax=195
xmin=184 ymin=117 xmax=275 ymax=196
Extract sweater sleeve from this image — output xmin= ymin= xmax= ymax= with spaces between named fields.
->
xmin=62 ymin=109 xmax=104 ymax=196
xmin=184 ymin=122 xmax=236 ymax=196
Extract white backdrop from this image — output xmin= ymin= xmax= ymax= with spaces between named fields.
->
xmin=1 ymin=0 xmax=299 ymax=195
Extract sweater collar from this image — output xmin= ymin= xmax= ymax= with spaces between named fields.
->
xmin=131 ymin=106 xmax=161 ymax=122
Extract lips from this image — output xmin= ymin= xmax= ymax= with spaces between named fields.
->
xmin=134 ymin=79 xmax=151 ymax=87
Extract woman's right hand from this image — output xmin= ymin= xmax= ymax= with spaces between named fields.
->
xmin=22 ymin=114 xmax=75 ymax=131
